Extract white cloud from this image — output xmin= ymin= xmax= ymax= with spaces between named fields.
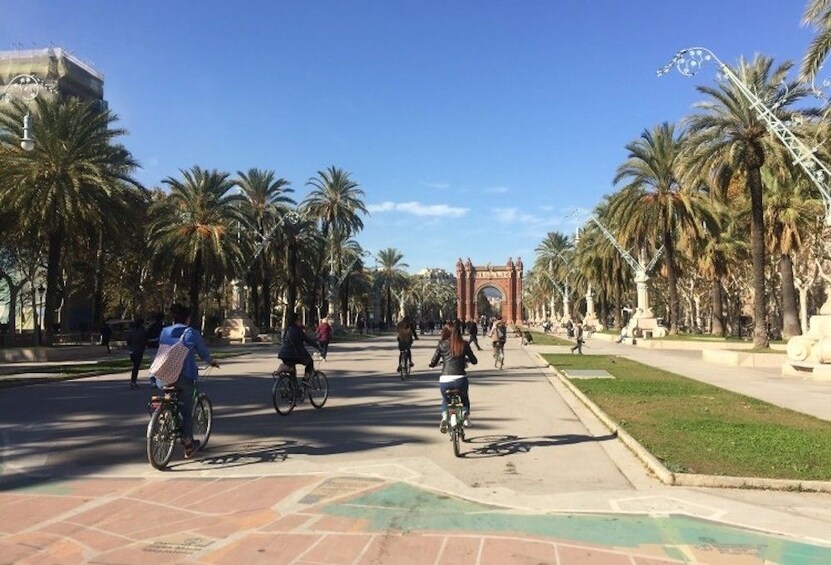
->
xmin=484 ymin=186 xmax=509 ymax=194
xmin=368 ymin=201 xmax=469 ymax=218
xmin=493 ymin=207 xmax=519 ymax=223
xmin=420 ymin=181 xmax=450 ymax=189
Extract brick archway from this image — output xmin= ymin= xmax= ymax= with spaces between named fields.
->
xmin=456 ymin=257 xmax=523 ymax=324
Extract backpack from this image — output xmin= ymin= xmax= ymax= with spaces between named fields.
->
xmin=149 ymin=331 xmax=190 ymax=385
xmin=495 ymin=324 xmax=506 ymax=342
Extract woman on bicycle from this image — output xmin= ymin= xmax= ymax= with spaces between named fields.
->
xmin=396 ymin=317 xmax=417 ymax=371
xmin=428 ymin=320 xmax=477 ymax=433
xmin=159 ymin=303 xmax=219 ymax=458
xmin=278 ymin=312 xmax=319 ymax=379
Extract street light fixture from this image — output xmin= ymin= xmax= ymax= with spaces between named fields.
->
xmin=1 ymin=74 xmax=52 ymax=151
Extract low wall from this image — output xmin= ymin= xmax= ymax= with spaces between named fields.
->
xmin=702 ymin=349 xmax=786 ymax=368
xmin=0 ymin=345 xmax=106 ymax=363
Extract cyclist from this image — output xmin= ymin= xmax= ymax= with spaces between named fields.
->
xmin=278 ymin=312 xmax=319 ymax=381
xmin=396 ymin=317 xmax=417 ymax=371
xmin=489 ymin=314 xmax=508 ymax=364
xmin=429 ymin=320 xmax=477 ymax=432
xmin=158 ymin=303 xmax=219 ymax=458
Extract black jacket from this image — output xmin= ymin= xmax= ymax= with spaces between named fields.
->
xmin=429 ymin=339 xmax=477 ymax=376
xmin=278 ymin=324 xmax=316 ymax=364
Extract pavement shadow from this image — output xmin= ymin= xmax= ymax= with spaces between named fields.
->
xmin=459 ymin=432 xmax=618 ymax=458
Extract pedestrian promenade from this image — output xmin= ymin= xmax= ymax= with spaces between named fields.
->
xmin=0 ymin=334 xmax=829 ymax=563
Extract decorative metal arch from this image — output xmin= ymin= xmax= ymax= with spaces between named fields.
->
xmin=455 ymin=258 xmax=523 ymax=324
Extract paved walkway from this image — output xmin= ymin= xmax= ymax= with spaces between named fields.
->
xmin=0 ymin=335 xmax=830 ymax=563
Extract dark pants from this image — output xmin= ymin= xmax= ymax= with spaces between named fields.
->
xmin=571 ymin=339 xmax=584 ymax=354
xmin=398 ymin=346 xmax=412 ymax=366
xmin=129 ymin=350 xmax=144 ymax=384
xmin=319 ymin=341 xmax=329 ymax=359
xmin=177 ymin=377 xmax=195 ymax=443
xmin=468 ymin=334 xmax=481 ymax=350
xmin=439 ymin=377 xmax=470 ymax=415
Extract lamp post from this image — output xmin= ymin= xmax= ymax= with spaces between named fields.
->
xmin=1 ymin=74 xmax=52 ymax=151
xmin=36 ymin=284 xmax=45 ymax=344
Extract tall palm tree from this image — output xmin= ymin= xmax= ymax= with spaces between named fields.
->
xmin=683 ymin=55 xmax=811 ymax=347
xmin=376 ymin=248 xmax=408 ymax=325
xmin=303 ymin=166 xmax=368 ymax=315
xmin=612 ymin=122 xmax=714 ymax=334
xmin=0 ymin=96 xmax=140 ymax=344
xmin=235 ymin=168 xmax=295 ymax=329
xmin=150 ymin=166 xmax=245 ymax=326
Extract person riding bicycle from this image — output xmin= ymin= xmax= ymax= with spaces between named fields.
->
xmin=159 ymin=303 xmax=219 ymax=458
xmin=489 ymin=315 xmax=508 ymax=359
xmin=278 ymin=312 xmax=319 ymax=381
xmin=396 ymin=317 xmax=418 ymax=371
xmin=429 ymin=320 xmax=477 ymax=433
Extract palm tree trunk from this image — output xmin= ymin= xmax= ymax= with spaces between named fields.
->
xmin=43 ymin=231 xmax=63 ymax=345
xmin=262 ymin=253 xmax=272 ymax=331
xmin=91 ymin=229 xmax=105 ymax=330
xmin=386 ymin=284 xmax=392 ymax=326
xmin=663 ymin=226 xmax=680 ymax=335
xmin=286 ymin=237 xmax=298 ymax=314
xmin=748 ymin=167 xmax=769 ymax=348
xmin=779 ymin=253 xmax=801 ymax=339
xmin=711 ymin=278 xmax=725 ymax=336
xmin=189 ymin=252 xmax=203 ymax=327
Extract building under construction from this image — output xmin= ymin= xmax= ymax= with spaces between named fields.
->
xmin=0 ymin=47 xmax=105 ymax=105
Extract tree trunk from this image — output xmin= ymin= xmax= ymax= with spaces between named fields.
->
xmin=663 ymin=225 xmax=680 ymax=335
xmin=779 ymin=253 xmax=800 ymax=339
xmin=91 ymin=229 xmax=105 ymax=329
xmin=747 ymin=166 xmax=769 ymax=348
xmin=43 ymin=231 xmax=63 ymax=345
xmin=189 ymin=253 xmax=203 ymax=328
xmin=262 ymin=254 xmax=272 ymax=331
xmin=710 ymin=278 xmax=725 ymax=336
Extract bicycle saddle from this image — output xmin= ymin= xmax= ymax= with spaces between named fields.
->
xmin=162 ymin=385 xmax=181 ymax=392
xmin=444 ymin=388 xmax=462 ymax=396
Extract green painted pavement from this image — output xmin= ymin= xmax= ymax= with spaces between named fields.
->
xmin=323 ymin=483 xmax=831 ymax=564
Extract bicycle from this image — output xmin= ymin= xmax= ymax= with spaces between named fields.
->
xmin=146 ymin=369 xmax=213 ymax=470
xmin=493 ymin=341 xmax=505 ymax=370
xmin=444 ymin=388 xmax=466 ymax=457
xmin=398 ymin=349 xmax=411 ymax=380
xmin=272 ymin=365 xmax=329 ymax=415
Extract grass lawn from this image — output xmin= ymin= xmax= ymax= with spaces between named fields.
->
xmin=527 ymin=330 xmax=573 ymax=347
xmin=543 ymin=353 xmax=831 ymax=481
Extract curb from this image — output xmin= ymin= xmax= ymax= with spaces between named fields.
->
xmin=532 ymin=351 xmax=831 ymax=494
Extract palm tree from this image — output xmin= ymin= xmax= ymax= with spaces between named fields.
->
xmin=801 ymin=0 xmax=831 ymax=81
xmin=683 ymin=55 xmax=811 ymax=347
xmin=612 ymin=122 xmax=714 ymax=334
xmin=303 ymin=166 xmax=368 ymax=316
xmin=149 ymin=166 xmax=245 ymax=326
xmin=235 ymin=168 xmax=295 ymax=329
xmin=376 ymin=248 xmax=408 ymax=325
xmin=0 ymin=96 xmax=140 ymax=344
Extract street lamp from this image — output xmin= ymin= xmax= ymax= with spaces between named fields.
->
xmin=1 ymin=74 xmax=52 ymax=151
xmin=36 ymin=284 xmax=45 ymax=342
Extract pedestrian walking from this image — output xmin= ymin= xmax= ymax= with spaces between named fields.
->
xmin=125 ymin=318 xmax=146 ymax=389
xmin=466 ymin=319 xmax=482 ymax=350
xmin=315 ymin=317 xmax=333 ymax=360
xmin=100 ymin=322 xmax=113 ymax=354
xmin=570 ymin=322 xmax=585 ymax=354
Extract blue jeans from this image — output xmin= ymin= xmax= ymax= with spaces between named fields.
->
xmin=439 ymin=377 xmax=469 ymax=415
xmin=177 ymin=377 xmax=195 ymax=443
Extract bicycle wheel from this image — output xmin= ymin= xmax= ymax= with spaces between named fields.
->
xmin=308 ymin=370 xmax=329 ymax=409
xmin=451 ymin=425 xmax=462 ymax=457
xmin=147 ymin=404 xmax=177 ymax=470
xmin=272 ymin=373 xmax=296 ymax=415
xmin=192 ymin=393 xmax=213 ymax=449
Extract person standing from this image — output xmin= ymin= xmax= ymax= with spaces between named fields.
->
xmin=315 ymin=317 xmax=333 ymax=360
xmin=158 ymin=304 xmax=219 ymax=458
xmin=571 ymin=322 xmax=585 ymax=354
xmin=466 ymin=319 xmax=482 ymax=351
xmin=429 ymin=321 xmax=477 ymax=432
xmin=125 ymin=317 xmax=147 ymax=389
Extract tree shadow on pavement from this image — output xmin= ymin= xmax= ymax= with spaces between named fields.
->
xmin=459 ymin=432 xmax=618 ymax=458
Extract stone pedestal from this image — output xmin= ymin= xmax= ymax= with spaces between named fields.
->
xmin=782 ymin=314 xmax=831 ymax=379
xmin=218 ymin=310 xmax=260 ymax=342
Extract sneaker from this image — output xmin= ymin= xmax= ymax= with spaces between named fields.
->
xmin=409 ymin=362 xmax=414 ymax=368
xmin=439 ymin=419 xmax=448 ymax=434
xmin=463 ymin=415 xmax=471 ymax=428
xmin=183 ymin=439 xmax=202 ymax=459
xmin=129 ymin=382 xmax=139 ymax=390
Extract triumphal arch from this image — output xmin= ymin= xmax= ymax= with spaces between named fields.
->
xmin=456 ymin=257 xmax=523 ymax=324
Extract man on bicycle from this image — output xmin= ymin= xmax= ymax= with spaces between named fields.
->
xmin=278 ymin=312 xmax=319 ymax=381
xmin=489 ymin=314 xmax=507 ymax=363
xmin=396 ymin=317 xmax=417 ymax=371
xmin=159 ymin=304 xmax=220 ymax=458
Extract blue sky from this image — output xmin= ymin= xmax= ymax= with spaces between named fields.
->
xmin=0 ymin=1 xmax=817 ymax=273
